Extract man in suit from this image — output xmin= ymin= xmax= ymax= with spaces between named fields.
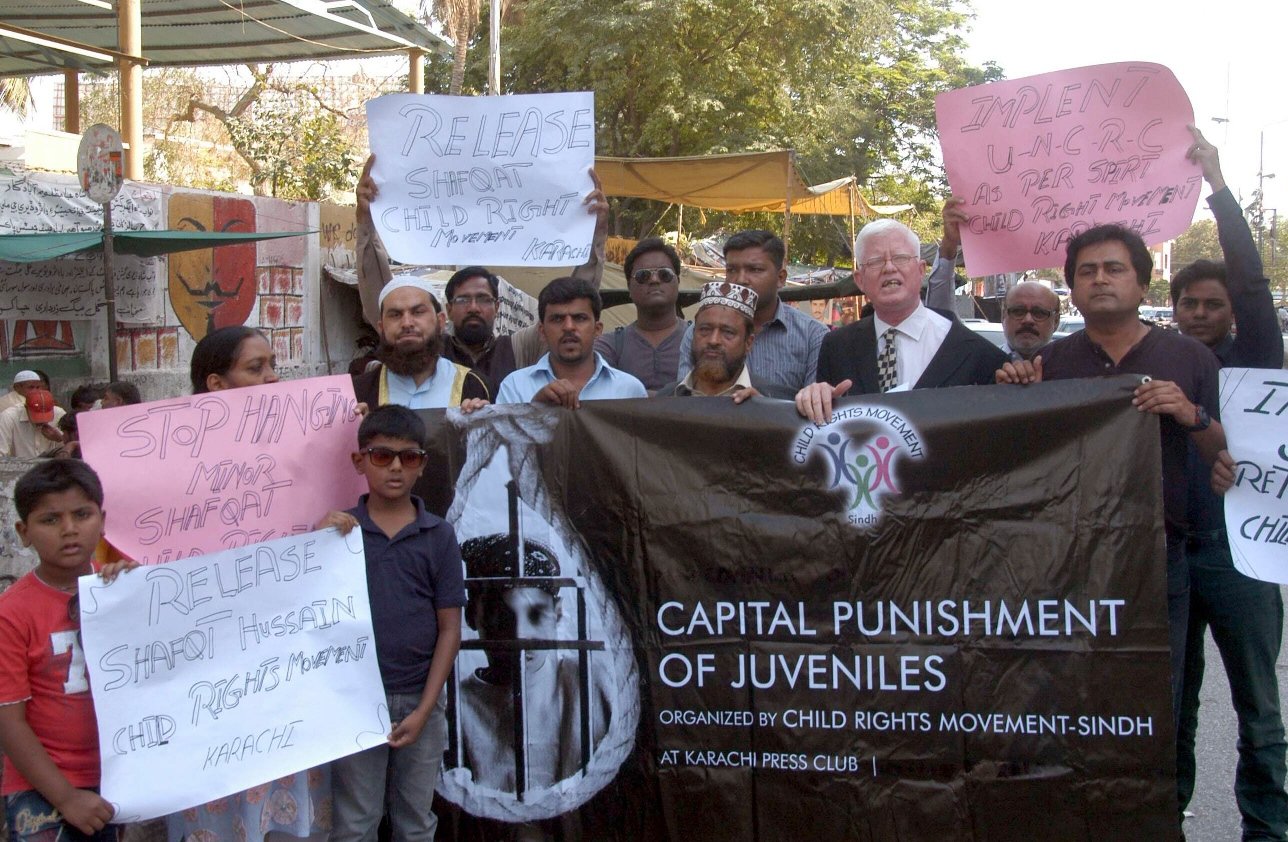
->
xmin=795 ymin=219 xmax=1007 ymax=423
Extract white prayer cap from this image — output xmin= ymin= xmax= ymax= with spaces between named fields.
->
xmin=377 ymin=277 xmax=442 ymax=312
xmin=12 ymin=370 xmax=40 ymax=385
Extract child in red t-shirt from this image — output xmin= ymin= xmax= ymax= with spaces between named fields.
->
xmin=0 ymin=460 xmax=116 ymax=842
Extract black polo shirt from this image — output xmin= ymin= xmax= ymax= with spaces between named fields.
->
xmin=1042 ymin=325 xmax=1221 ymax=541
xmin=347 ymin=494 xmax=467 ymax=694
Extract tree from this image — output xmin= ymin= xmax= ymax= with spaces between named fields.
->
xmin=485 ymin=0 xmax=998 ymax=265
xmin=425 ymin=0 xmax=484 ymax=95
xmin=0 ymin=78 xmax=31 ymax=114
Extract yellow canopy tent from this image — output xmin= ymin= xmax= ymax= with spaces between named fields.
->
xmin=593 ymin=150 xmax=913 ymax=255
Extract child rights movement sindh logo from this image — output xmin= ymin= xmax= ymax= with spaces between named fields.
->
xmin=790 ymin=404 xmax=925 ymax=528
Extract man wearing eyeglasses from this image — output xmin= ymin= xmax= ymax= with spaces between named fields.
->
xmin=794 ymin=219 xmax=1006 ymax=424
xmin=440 ymin=266 xmax=518 ymax=391
xmin=1001 ymin=282 xmax=1062 ymax=361
xmin=594 ymin=238 xmax=686 ymax=391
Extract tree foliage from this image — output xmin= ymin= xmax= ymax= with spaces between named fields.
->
xmin=1172 ymin=212 xmax=1288 ymax=305
xmin=0 ymin=78 xmax=31 ymax=115
xmin=470 ymin=0 xmax=1000 ymax=264
xmin=82 ymin=65 xmax=365 ymax=201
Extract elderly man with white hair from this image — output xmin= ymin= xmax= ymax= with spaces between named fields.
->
xmin=795 ymin=219 xmax=1007 ymax=423
xmin=351 ymin=277 xmax=490 ymax=409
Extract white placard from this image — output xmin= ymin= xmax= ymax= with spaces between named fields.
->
xmin=0 ymin=171 xmax=164 ymax=323
xmin=1219 ymin=368 xmax=1288 ymax=583
xmin=78 ymin=528 xmax=388 ymax=821
xmin=366 ymin=92 xmax=596 ymax=267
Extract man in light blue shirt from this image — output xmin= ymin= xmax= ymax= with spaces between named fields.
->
xmin=496 ymin=277 xmax=646 ymax=407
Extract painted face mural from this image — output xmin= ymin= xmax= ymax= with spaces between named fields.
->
xmin=168 ymin=194 xmax=258 ymax=340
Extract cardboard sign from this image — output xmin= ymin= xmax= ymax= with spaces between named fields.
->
xmin=77 ymin=375 xmax=367 ymax=565
xmin=935 ymin=62 xmax=1201 ymax=276
xmin=1220 ymin=368 xmax=1288 ymax=583
xmin=366 ymin=92 xmax=596 ymax=266
xmin=79 ymin=528 xmax=387 ymax=821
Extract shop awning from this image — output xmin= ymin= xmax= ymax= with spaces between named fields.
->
xmin=0 ymin=229 xmax=312 ymax=263
xmin=594 ymin=151 xmax=912 ymax=217
xmin=0 ymin=0 xmax=448 ymax=78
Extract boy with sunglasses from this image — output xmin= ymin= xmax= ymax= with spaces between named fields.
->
xmin=316 ymin=405 xmax=465 ymax=842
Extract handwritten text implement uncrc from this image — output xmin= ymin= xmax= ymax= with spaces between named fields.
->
xmin=935 ymin=62 xmax=1200 ymax=276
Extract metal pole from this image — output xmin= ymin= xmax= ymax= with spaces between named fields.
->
xmin=117 ymin=0 xmax=142 ymax=179
xmin=63 ymin=70 xmax=79 ymax=134
xmin=783 ymin=153 xmax=794 ymax=264
xmin=487 ymin=0 xmax=501 ymax=95
xmin=102 ymin=202 xmax=119 ymax=382
xmin=407 ymin=48 xmax=424 ymax=94
xmin=1259 ymin=131 xmax=1265 ymax=254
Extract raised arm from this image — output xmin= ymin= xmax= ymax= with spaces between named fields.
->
xmin=1188 ymin=126 xmax=1284 ymax=368
xmin=355 ymin=154 xmax=393 ymax=329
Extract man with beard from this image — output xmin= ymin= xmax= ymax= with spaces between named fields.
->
xmin=1001 ymin=281 xmax=1062 ymax=361
xmin=496 ymin=277 xmax=645 ymax=407
xmin=351 ymin=278 xmax=490 ymax=409
xmin=656 ymin=282 xmax=760 ymax=401
xmin=441 ymin=266 xmax=517 ymax=391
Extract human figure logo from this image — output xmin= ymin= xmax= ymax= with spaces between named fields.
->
xmin=790 ymin=404 xmax=925 ymax=529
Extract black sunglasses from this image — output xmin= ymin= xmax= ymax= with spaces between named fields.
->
xmin=360 ymin=446 xmax=428 ymax=469
xmin=631 ymin=268 xmax=678 ymax=284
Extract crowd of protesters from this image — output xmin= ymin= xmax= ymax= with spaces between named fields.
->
xmin=0 ymin=123 xmax=1284 ymax=842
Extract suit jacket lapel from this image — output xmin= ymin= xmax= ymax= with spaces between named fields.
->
xmin=856 ymin=318 xmax=880 ymax=394
xmin=914 ymin=320 xmax=970 ymax=389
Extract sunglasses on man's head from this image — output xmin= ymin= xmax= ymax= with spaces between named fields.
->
xmin=360 ymin=446 xmax=428 ymax=469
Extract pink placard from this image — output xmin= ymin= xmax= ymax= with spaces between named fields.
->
xmin=78 ymin=374 xmax=367 ymax=565
xmin=935 ymin=62 xmax=1201 ymax=277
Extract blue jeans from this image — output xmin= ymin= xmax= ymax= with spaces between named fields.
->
xmin=330 ymin=691 xmax=448 ymax=842
xmin=4 ymin=790 xmax=118 ymax=842
xmin=1176 ymin=530 xmax=1288 ymax=841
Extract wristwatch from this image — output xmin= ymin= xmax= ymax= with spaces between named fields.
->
xmin=1186 ymin=404 xmax=1211 ymax=432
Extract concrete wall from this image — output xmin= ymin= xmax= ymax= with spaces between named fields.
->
xmin=0 ymin=458 xmax=42 ymax=589
xmin=0 ymin=172 xmax=368 ymax=405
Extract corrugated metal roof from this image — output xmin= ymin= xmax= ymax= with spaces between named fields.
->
xmin=0 ymin=0 xmax=448 ymax=78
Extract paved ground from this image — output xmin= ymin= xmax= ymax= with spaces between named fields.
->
xmin=1184 ymin=586 xmax=1288 ymax=841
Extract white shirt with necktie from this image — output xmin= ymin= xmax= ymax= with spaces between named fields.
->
xmin=873 ymin=304 xmax=952 ymax=391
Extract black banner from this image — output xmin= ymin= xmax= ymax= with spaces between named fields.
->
xmin=417 ymin=375 xmax=1175 ymax=841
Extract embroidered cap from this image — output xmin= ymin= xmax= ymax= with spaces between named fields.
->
xmin=698 ymin=281 xmax=758 ymax=320
xmin=12 ymin=370 xmax=40 ymax=385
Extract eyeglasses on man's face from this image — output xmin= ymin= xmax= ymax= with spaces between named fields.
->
xmin=1005 ymin=306 xmax=1055 ymax=322
xmin=450 ymin=294 xmax=497 ymax=308
xmin=859 ymin=254 xmax=916 ymax=273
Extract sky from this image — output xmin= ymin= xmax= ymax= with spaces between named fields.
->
xmin=961 ymin=0 xmax=1288 ymax=222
